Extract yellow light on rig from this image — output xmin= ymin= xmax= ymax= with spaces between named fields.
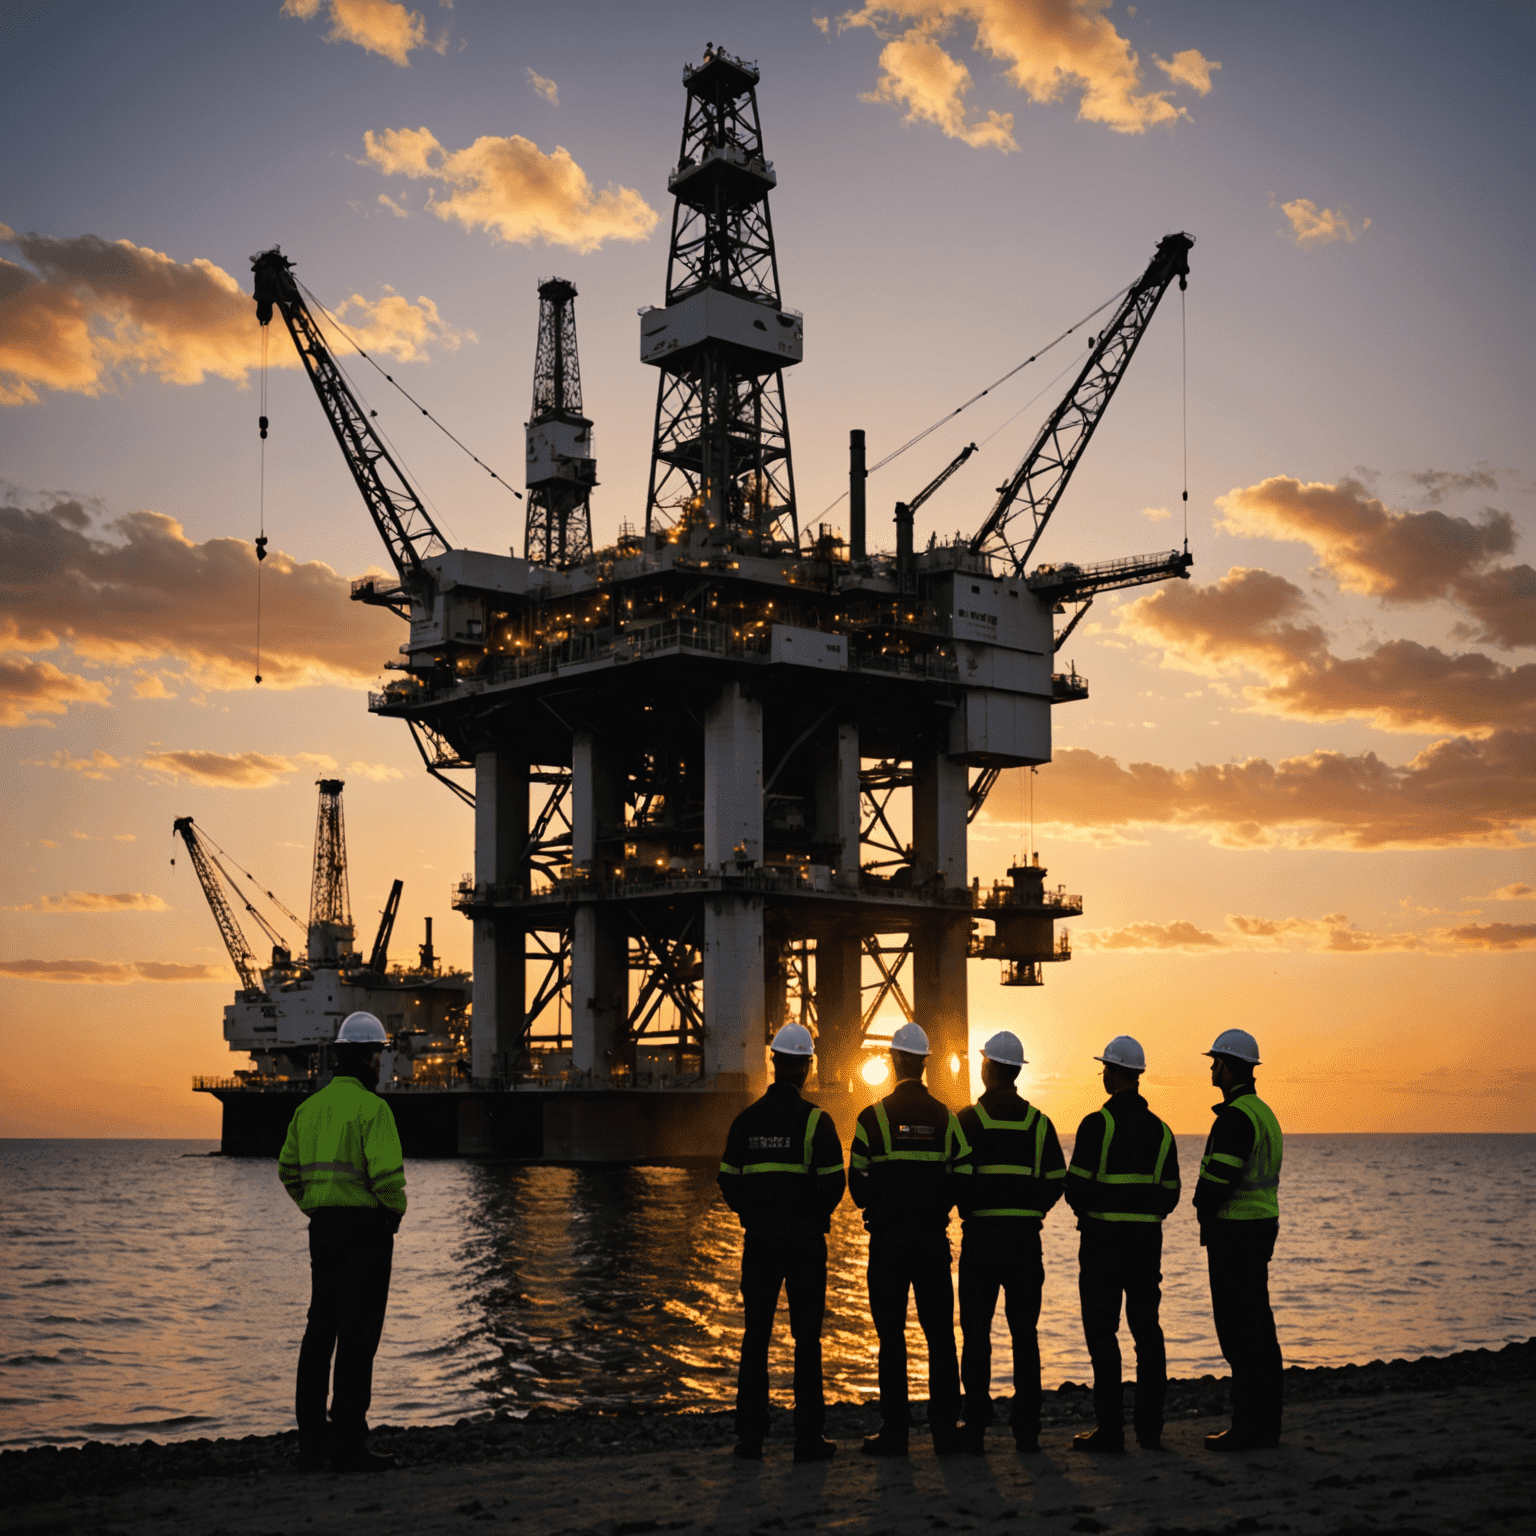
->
xmin=948 ymin=1052 xmax=961 ymax=1075
xmin=861 ymin=1056 xmax=890 ymax=1087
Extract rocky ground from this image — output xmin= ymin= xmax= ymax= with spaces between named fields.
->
xmin=4 ymin=1342 xmax=1533 ymax=1535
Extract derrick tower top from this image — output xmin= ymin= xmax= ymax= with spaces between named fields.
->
xmin=641 ymin=44 xmax=803 ymax=552
xmin=308 ymin=778 xmax=354 ymax=965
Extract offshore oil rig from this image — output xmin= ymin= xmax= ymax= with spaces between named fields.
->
xmin=222 ymin=46 xmax=1193 ymax=1159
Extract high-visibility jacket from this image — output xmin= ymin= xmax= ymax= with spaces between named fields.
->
xmin=849 ymin=1077 xmax=970 ymax=1236
xmin=278 ymin=1074 xmax=407 ymax=1225
xmin=1065 ymin=1091 xmax=1181 ymax=1227
xmin=718 ymin=1080 xmax=846 ymax=1240
xmin=955 ymin=1089 xmax=1066 ymax=1227
xmin=1196 ymin=1084 xmax=1282 ymax=1223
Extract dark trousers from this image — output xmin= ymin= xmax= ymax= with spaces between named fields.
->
xmin=295 ymin=1212 xmax=394 ymax=1455
xmin=1207 ymin=1222 xmax=1283 ymax=1441
xmin=959 ymin=1222 xmax=1044 ymax=1440
xmin=867 ymin=1230 xmax=960 ymax=1437
xmin=734 ymin=1230 xmax=827 ymax=1443
xmin=1077 ymin=1224 xmax=1166 ymax=1439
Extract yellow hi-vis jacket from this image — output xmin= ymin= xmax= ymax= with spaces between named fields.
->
xmin=278 ymin=1075 xmax=407 ymax=1224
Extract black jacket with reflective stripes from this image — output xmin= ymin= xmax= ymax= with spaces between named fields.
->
xmin=718 ymin=1081 xmax=846 ymax=1240
xmin=849 ymin=1077 xmax=970 ymax=1236
xmin=1065 ymin=1090 xmax=1181 ymax=1229
xmin=955 ymin=1088 xmax=1066 ymax=1229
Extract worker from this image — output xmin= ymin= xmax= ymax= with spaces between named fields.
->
xmin=954 ymin=1030 xmax=1066 ymax=1454
xmin=718 ymin=1021 xmax=846 ymax=1463
xmin=1195 ymin=1028 xmax=1284 ymax=1450
xmin=1064 ymin=1036 xmax=1181 ymax=1453
xmin=279 ymin=1012 xmax=407 ymax=1473
xmin=850 ymin=1021 xmax=971 ymax=1458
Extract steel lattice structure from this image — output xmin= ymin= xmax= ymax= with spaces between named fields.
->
xmin=644 ymin=46 xmax=799 ymax=549
xmin=525 ymin=278 xmax=595 ymax=568
xmin=309 ymin=779 xmax=351 ymax=932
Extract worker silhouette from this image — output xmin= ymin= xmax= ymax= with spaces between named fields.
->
xmin=850 ymin=1021 xmax=971 ymax=1457
xmin=718 ymin=1022 xmax=846 ymax=1462
xmin=1196 ymin=1029 xmax=1284 ymax=1450
xmin=955 ymin=1030 xmax=1066 ymax=1453
xmin=1065 ymin=1036 xmax=1181 ymax=1452
xmin=279 ymin=1012 xmax=406 ymax=1473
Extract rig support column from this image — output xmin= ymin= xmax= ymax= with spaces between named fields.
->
xmin=704 ymin=681 xmax=766 ymax=1090
xmin=814 ymin=932 xmax=862 ymax=1093
xmin=912 ymin=746 xmax=970 ymax=1103
xmin=815 ymin=721 xmax=862 ymax=890
xmin=473 ymin=751 xmax=528 ymax=1079
xmin=571 ymin=730 xmax=626 ymax=1078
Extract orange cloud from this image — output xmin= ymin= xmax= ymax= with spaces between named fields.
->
xmin=29 ymin=749 xmax=121 ymax=777
xmin=1490 ymin=883 xmax=1534 ymax=901
xmin=983 ymin=728 xmax=1536 ymax=850
xmin=0 ymin=958 xmax=224 ymax=983
xmin=0 ymin=656 xmax=110 ymax=727
xmin=140 ymin=750 xmax=334 ymax=788
xmin=281 ymin=0 xmax=445 ymax=67
xmin=842 ymin=2 xmax=1216 ymax=138
xmin=1215 ymin=475 xmax=1532 ymax=647
xmin=526 ymin=68 xmax=559 ymax=105
xmin=1276 ymin=197 xmax=1370 ymax=246
xmin=0 ymin=228 xmax=462 ymax=405
xmin=1438 ymin=922 xmax=1536 ymax=949
xmin=1078 ymin=911 xmax=1528 ymax=954
xmin=1 ymin=498 xmax=399 ymax=693
xmin=363 ymin=127 xmax=659 ymax=252
xmin=11 ymin=891 xmax=169 ymax=913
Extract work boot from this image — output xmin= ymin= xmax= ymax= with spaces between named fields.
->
xmin=733 ymin=1438 xmax=764 ymax=1460
xmin=298 ymin=1431 xmax=330 ymax=1473
xmin=1071 ymin=1426 xmax=1125 ymax=1453
xmin=1135 ymin=1428 xmax=1163 ymax=1450
xmin=1014 ymin=1436 xmax=1041 ymax=1453
xmin=932 ymin=1426 xmax=966 ymax=1456
xmin=331 ymin=1447 xmax=397 ymax=1473
xmin=962 ymin=1424 xmax=987 ymax=1456
xmin=1205 ymin=1427 xmax=1279 ymax=1452
xmin=860 ymin=1429 xmax=909 ymax=1458
xmin=793 ymin=1438 xmax=837 ymax=1464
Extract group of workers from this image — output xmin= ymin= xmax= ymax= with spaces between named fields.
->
xmin=277 ymin=1011 xmax=1282 ymax=1475
xmin=718 ymin=1020 xmax=1283 ymax=1463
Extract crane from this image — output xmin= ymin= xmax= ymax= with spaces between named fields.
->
xmin=367 ymin=879 xmax=404 ymax=974
xmin=969 ymin=231 xmax=1194 ymax=577
xmin=895 ymin=443 xmax=978 ymax=592
xmin=172 ymin=816 xmax=287 ymax=997
xmin=251 ymin=247 xmax=448 ymax=617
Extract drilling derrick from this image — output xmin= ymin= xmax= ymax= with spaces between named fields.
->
xmin=308 ymin=778 xmax=354 ymax=965
xmin=643 ymin=45 xmax=802 ymax=549
xmin=525 ymin=278 xmax=595 ymax=567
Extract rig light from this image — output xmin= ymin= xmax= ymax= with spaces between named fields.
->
xmin=861 ymin=1057 xmax=890 ymax=1087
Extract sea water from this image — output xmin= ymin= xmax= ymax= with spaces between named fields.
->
xmin=2 ymin=1135 xmax=1531 ymax=1448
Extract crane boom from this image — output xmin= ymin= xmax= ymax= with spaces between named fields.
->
xmin=970 ymin=233 xmax=1193 ymax=575
xmin=367 ymin=879 xmax=404 ymax=973
xmin=251 ymin=248 xmax=448 ymax=600
xmin=904 ymin=442 xmax=977 ymax=517
xmin=173 ymin=816 xmax=264 ymax=996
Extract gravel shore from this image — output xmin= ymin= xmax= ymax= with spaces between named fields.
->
xmin=5 ymin=1341 xmax=1532 ymax=1534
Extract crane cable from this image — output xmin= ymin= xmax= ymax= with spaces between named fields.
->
xmin=816 ymin=279 xmax=1133 ymax=519
xmin=196 ymin=821 xmax=307 ymax=935
xmin=1181 ymin=283 xmax=1189 ymax=549
xmin=296 ymin=279 xmax=523 ymax=502
xmin=255 ymin=326 xmax=268 ymax=684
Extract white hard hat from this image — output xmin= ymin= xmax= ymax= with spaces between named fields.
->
xmin=1095 ymin=1035 xmax=1146 ymax=1072
xmin=982 ymin=1030 xmax=1026 ymax=1067
xmin=336 ymin=1011 xmax=387 ymax=1044
xmin=1206 ymin=1028 xmax=1261 ymax=1066
xmin=771 ymin=1022 xmax=815 ymax=1057
xmin=891 ymin=1021 xmax=931 ymax=1057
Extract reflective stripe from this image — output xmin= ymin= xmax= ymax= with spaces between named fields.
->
xmin=973 ymin=1102 xmax=1038 ymax=1134
xmin=975 ymin=1164 xmax=1037 ymax=1176
xmin=1094 ymin=1113 xmax=1172 ymax=1185
xmin=720 ymin=1161 xmax=743 ymax=1175
xmin=1045 ymin=1168 xmax=1067 ymax=1180
xmin=1215 ymin=1094 xmax=1283 ymax=1221
xmin=736 ymin=1106 xmax=833 ymax=1178
xmin=1087 ymin=1210 xmax=1162 ymax=1222
xmin=971 ymin=1208 xmax=1044 ymax=1218
xmin=815 ymin=1163 xmax=844 ymax=1176
xmin=742 ymin=1162 xmax=810 ymax=1174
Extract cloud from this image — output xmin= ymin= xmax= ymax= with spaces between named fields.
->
xmin=377 ymin=193 xmax=411 ymax=219
xmin=346 ymin=759 xmax=406 ymax=781
xmin=30 ymin=749 xmax=121 ymax=777
xmin=1121 ymin=565 xmax=1536 ymax=736
xmin=1490 ymin=883 xmax=1535 ymax=901
xmin=1215 ymin=475 xmax=1534 ymax=649
xmin=1276 ymin=197 xmax=1370 ymax=246
xmin=0 ymin=958 xmax=224 ymax=984
xmin=814 ymin=15 xmax=831 ymax=34
xmin=526 ymin=68 xmax=559 ymax=105
xmin=1434 ymin=922 xmax=1536 ymax=950
xmin=1 ymin=497 xmax=399 ymax=693
xmin=1154 ymin=48 xmax=1219 ymax=95
xmin=1077 ymin=910 xmax=1532 ymax=954
xmin=842 ymin=2 xmax=1216 ymax=139
xmin=0 ymin=228 xmax=462 ymax=404
xmin=1140 ymin=505 xmax=1171 ymax=522
xmin=1409 ymin=467 xmax=1499 ymax=505
xmin=10 ymin=891 xmax=169 ymax=914
xmin=281 ymin=0 xmax=445 ymax=67
xmin=983 ymin=727 xmax=1536 ymax=849
xmin=363 ymin=127 xmax=659 ymax=252
xmin=0 ymin=656 xmax=111 ymax=727
xmin=140 ymin=749 xmax=335 ymax=788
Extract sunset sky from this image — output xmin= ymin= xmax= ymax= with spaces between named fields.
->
xmin=2 ymin=1 xmax=1531 ymax=1138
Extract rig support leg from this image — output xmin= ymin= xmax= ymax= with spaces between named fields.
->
xmin=472 ymin=751 xmax=528 ymax=1081
xmin=570 ymin=730 xmax=626 ymax=1079
xmin=814 ymin=930 xmax=863 ymax=1094
xmin=815 ymin=721 xmax=862 ymax=890
xmin=913 ymin=746 xmax=970 ymax=1104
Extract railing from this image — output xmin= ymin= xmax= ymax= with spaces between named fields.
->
xmin=980 ymin=885 xmax=1083 ymax=912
